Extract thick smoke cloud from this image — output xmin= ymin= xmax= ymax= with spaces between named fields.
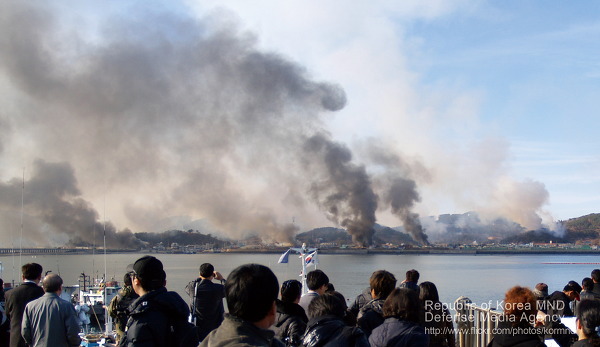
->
xmin=0 ymin=2 xmax=396 ymax=247
xmin=0 ymin=160 xmax=142 ymax=248
xmin=0 ymin=2 xmax=554 ymax=248
xmin=304 ymin=134 xmax=378 ymax=246
xmin=361 ymin=141 xmax=429 ymax=245
xmin=385 ymin=178 xmax=429 ymax=245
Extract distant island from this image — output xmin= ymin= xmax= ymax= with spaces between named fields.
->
xmin=2 ymin=213 xmax=598 ymax=255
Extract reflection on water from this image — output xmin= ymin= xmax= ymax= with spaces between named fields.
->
xmin=0 ymin=253 xmax=595 ymax=307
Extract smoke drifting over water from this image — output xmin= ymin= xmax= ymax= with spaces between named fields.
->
xmin=0 ymin=2 xmax=553 ymax=247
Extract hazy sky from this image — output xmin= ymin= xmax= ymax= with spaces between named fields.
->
xmin=185 ymin=0 xmax=599 ymax=220
xmin=1 ymin=0 xmax=598 ymax=246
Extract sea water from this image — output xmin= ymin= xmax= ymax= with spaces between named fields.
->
xmin=1 ymin=253 xmax=596 ymax=309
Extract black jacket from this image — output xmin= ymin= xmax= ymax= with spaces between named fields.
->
xmin=349 ymin=287 xmax=372 ymax=317
xmin=302 ymin=315 xmax=369 ymax=347
xmin=273 ymin=299 xmax=308 ymax=346
xmin=185 ymin=278 xmax=225 ymax=340
xmin=545 ymin=291 xmax=574 ymax=317
xmin=487 ymin=321 xmax=545 ymax=347
xmin=120 ymin=287 xmax=190 ymax=347
xmin=422 ymin=302 xmax=455 ymax=347
xmin=356 ymin=298 xmax=385 ymax=336
xmin=5 ymin=282 xmax=45 ymax=347
xmin=369 ymin=317 xmax=429 ymax=347
xmin=399 ymin=282 xmax=420 ymax=295
xmin=592 ymin=283 xmax=600 ymax=298
xmin=573 ymin=339 xmax=600 ymax=347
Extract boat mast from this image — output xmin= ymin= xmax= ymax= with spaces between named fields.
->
xmin=301 ymin=243 xmax=308 ymax=295
xmin=19 ymin=168 xmax=24 ymax=270
xmin=103 ymin=195 xmax=108 ymax=333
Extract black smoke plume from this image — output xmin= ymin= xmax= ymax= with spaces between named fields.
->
xmin=304 ymin=134 xmax=378 ymax=246
xmin=386 ymin=178 xmax=429 ymax=245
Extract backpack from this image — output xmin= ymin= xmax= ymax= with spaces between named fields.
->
xmin=114 ymin=291 xmax=138 ymax=332
xmin=168 ymin=317 xmax=200 ymax=347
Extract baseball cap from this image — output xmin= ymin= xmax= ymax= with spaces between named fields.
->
xmin=132 ymin=256 xmax=166 ymax=284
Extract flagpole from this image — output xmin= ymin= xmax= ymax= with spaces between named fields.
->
xmin=301 ymin=244 xmax=307 ymax=295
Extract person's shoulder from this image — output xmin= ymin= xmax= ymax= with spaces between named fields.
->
xmin=205 ymin=280 xmax=224 ymax=289
xmin=572 ymin=340 xmax=594 ymax=347
xmin=24 ymin=295 xmax=43 ymax=310
xmin=6 ymin=283 xmax=34 ymax=297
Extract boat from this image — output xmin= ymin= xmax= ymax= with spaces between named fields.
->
xmin=61 ymin=273 xmax=121 ymax=336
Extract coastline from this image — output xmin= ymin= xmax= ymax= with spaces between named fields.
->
xmin=1 ymin=247 xmax=599 ymax=256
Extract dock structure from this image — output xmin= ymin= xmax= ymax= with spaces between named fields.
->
xmin=454 ymin=297 xmax=502 ymax=347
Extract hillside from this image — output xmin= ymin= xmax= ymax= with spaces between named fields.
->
xmin=295 ymin=224 xmax=416 ymax=246
xmin=142 ymin=213 xmax=600 ymax=248
xmin=295 ymin=227 xmax=351 ymax=244
xmin=134 ymin=229 xmax=230 ymax=248
xmin=564 ymin=214 xmax=600 ymax=239
xmin=501 ymin=230 xmax=568 ymax=244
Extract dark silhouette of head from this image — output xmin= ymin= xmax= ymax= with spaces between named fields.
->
xmin=42 ymin=273 xmax=63 ymax=293
xmin=306 ymin=270 xmax=329 ymax=291
xmin=405 ymin=269 xmax=419 ymax=283
xmin=281 ymin=279 xmax=302 ymax=303
xmin=591 ymin=269 xmax=600 ymax=283
xmin=123 ymin=272 xmax=133 ymax=287
xmin=307 ymin=292 xmax=346 ymax=319
xmin=582 ymin=277 xmax=594 ymax=292
xmin=22 ymin=263 xmax=43 ymax=281
xmin=577 ymin=299 xmax=600 ymax=340
xmin=383 ymin=288 xmax=420 ymax=323
xmin=200 ymin=263 xmax=215 ymax=278
xmin=419 ymin=281 xmax=440 ymax=303
xmin=370 ymin=270 xmax=396 ymax=299
xmin=132 ymin=255 xmax=166 ymax=291
xmin=225 ymin=264 xmax=279 ymax=323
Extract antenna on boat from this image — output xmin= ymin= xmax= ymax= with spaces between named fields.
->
xmin=92 ymin=224 xmax=95 ymax=280
xmin=11 ymin=224 xmax=15 ymax=287
xmin=103 ymin=195 xmax=108 ymax=333
xmin=19 ymin=167 xmax=24 ymax=270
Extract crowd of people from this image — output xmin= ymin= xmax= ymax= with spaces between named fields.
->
xmin=3 ymin=260 xmax=600 ymax=347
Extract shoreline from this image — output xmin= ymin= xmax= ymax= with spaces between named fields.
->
xmin=1 ymin=247 xmax=599 ymax=256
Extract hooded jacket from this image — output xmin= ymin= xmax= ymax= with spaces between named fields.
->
xmin=302 ymin=315 xmax=369 ymax=347
xmin=356 ymin=298 xmax=385 ymax=336
xmin=369 ymin=317 xmax=429 ymax=347
xmin=119 ymin=287 xmax=190 ymax=347
xmin=349 ymin=287 xmax=372 ymax=317
xmin=273 ymin=299 xmax=308 ymax=346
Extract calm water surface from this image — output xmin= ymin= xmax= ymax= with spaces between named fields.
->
xmin=1 ymin=253 xmax=596 ymax=308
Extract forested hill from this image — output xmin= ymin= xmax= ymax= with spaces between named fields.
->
xmin=565 ymin=213 xmax=600 ymax=239
xmin=135 ymin=230 xmax=229 ymax=248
